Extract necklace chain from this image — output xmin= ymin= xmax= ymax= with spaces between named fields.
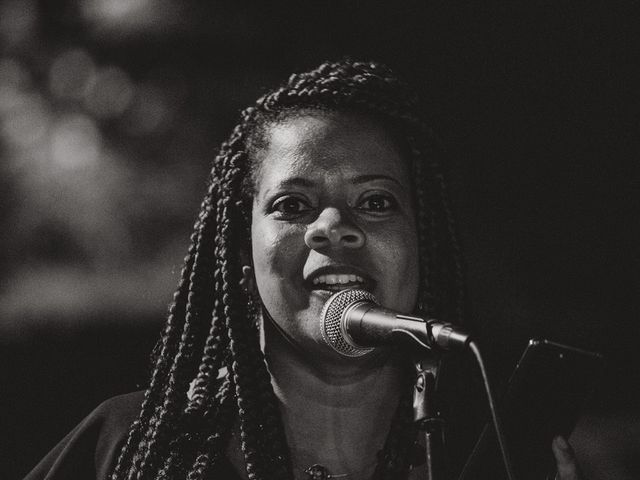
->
xmin=303 ymin=464 xmax=349 ymax=479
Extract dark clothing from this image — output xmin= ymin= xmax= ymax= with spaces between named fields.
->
xmin=24 ymin=391 xmax=241 ymax=480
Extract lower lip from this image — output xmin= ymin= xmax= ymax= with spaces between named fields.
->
xmin=311 ymin=283 xmax=367 ymax=293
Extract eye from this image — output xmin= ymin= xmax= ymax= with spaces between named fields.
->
xmin=271 ymin=195 xmax=313 ymax=217
xmin=357 ymin=193 xmax=398 ymax=213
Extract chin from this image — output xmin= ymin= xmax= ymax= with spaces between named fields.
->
xmin=317 ymin=346 xmax=399 ymax=378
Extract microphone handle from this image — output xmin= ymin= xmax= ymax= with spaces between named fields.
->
xmin=343 ymin=302 xmax=470 ymax=351
xmin=343 ymin=302 xmax=432 ymax=350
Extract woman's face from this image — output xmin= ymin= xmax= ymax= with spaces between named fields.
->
xmin=250 ymin=112 xmax=419 ymax=362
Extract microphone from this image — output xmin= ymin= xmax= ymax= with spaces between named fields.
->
xmin=320 ymin=288 xmax=471 ymax=357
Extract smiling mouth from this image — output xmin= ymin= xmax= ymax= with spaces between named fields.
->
xmin=309 ymin=273 xmax=371 ymax=292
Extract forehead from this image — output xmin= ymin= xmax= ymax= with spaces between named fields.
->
xmin=252 ymin=112 xmax=410 ymax=190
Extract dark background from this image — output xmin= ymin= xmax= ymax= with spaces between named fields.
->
xmin=1 ymin=1 xmax=638 ymax=478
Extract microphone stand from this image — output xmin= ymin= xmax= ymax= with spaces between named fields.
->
xmin=413 ymin=356 xmax=447 ymax=480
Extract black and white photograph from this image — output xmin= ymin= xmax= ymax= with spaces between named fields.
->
xmin=1 ymin=1 xmax=638 ymax=479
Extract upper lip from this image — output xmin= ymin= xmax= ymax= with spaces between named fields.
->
xmin=304 ymin=265 xmax=375 ymax=290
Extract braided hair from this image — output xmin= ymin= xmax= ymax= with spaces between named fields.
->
xmin=110 ymin=59 xmax=467 ymax=480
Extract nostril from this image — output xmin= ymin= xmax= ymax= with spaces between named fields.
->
xmin=304 ymin=209 xmax=365 ymax=249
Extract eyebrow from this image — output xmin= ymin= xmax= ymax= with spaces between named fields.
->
xmin=351 ymin=174 xmax=402 ymax=186
xmin=274 ymin=174 xmax=402 ymax=189
xmin=274 ymin=177 xmax=316 ymax=189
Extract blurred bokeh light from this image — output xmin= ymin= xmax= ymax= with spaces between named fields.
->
xmin=0 ymin=4 xmax=208 ymax=338
xmin=85 ymin=66 xmax=134 ymax=118
xmin=2 ymin=91 xmax=50 ymax=149
xmin=50 ymin=113 xmax=101 ymax=168
xmin=80 ymin=0 xmax=187 ymax=36
xmin=49 ymin=49 xmax=96 ymax=101
xmin=0 ymin=0 xmax=39 ymax=47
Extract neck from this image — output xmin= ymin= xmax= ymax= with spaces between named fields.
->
xmin=261 ymin=316 xmax=407 ymax=480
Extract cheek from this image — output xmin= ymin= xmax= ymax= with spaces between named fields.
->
xmin=251 ymin=220 xmax=278 ymax=292
xmin=375 ymin=224 xmax=419 ymax=309
xmin=394 ymin=235 xmax=419 ymax=289
xmin=250 ymin=218 xmax=305 ymax=297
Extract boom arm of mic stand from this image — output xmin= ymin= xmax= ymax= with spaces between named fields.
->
xmin=413 ymin=357 xmax=448 ymax=480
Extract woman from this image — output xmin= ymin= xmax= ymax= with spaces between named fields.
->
xmin=26 ymin=60 xmax=580 ymax=480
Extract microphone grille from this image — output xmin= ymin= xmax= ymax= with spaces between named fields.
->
xmin=320 ymin=288 xmax=378 ymax=357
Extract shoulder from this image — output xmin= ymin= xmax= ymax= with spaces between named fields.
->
xmin=24 ymin=391 xmax=145 ymax=480
xmin=90 ymin=390 xmax=146 ymax=436
xmin=90 ymin=391 xmax=146 ymax=472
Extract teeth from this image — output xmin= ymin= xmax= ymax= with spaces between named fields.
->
xmin=312 ymin=274 xmax=365 ymax=285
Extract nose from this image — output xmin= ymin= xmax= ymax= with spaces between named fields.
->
xmin=304 ymin=207 xmax=365 ymax=250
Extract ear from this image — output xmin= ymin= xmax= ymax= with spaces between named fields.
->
xmin=241 ymin=265 xmax=253 ymax=286
xmin=240 ymin=264 xmax=261 ymax=302
xmin=239 ymin=245 xmax=260 ymax=303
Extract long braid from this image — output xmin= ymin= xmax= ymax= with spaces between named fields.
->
xmin=112 ymin=59 xmax=467 ymax=480
xmin=218 ymin=147 xmax=291 ymax=479
xmin=113 ymin=168 xmax=229 ymax=479
xmin=111 ymin=212 xmax=204 ymax=480
xmin=133 ymin=199 xmax=223 ymax=479
xmin=150 ymin=146 xmax=253 ymax=477
xmin=184 ymin=376 xmax=237 ymax=479
xmin=157 ymin=375 xmax=236 ymax=479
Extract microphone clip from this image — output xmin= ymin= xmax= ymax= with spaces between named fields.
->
xmin=413 ymin=356 xmax=448 ymax=479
